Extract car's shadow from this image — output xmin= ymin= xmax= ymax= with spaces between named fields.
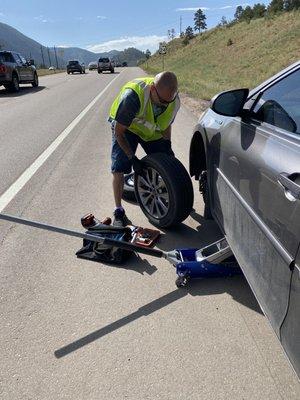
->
xmin=55 ymin=208 xmax=263 ymax=359
xmin=0 ymin=85 xmax=46 ymax=97
xmin=54 ymin=273 xmax=262 ymax=359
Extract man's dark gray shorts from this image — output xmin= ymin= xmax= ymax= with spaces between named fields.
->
xmin=111 ymin=125 xmax=174 ymax=174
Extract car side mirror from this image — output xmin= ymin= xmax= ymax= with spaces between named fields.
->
xmin=211 ymin=88 xmax=249 ymax=117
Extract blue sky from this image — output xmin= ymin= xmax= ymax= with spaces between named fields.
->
xmin=0 ymin=1 xmax=270 ymax=53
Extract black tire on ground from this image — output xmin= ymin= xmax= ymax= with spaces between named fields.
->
xmin=122 ymin=173 xmax=137 ymax=202
xmin=110 ymin=68 xmax=114 ymax=73
xmin=98 ymin=69 xmax=102 ymax=74
xmin=134 ymin=153 xmax=194 ymax=228
xmin=67 ymin=72 xmax=70 ymax=74
xmin=10 ymin=74 xmax=20 ymax=92
xmin=31 ymin=72 xmax=39 ymax=87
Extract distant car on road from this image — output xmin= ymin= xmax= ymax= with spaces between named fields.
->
xmin=122 ymin=61 xmax=128 ymax=67
xmin=97 ymin=57 xmax=114 ymax=74
xmin=67 ymin=60 xmax=85 ymax=74
xmin=88 ymin=61 xmax=97 ymax=70
xmin=49 ymin=66 xmax=56 ymax=71
xmin=189 ymin=60 xmax=300 ymax=377
xmin=0 ymin=50 xmax=38 ymax=92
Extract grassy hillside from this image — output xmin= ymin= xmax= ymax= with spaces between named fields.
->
xmin=143 ymin=11 xmax=300 ymax=100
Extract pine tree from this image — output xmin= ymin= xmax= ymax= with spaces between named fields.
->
xmin=194 ymin=9 xmax=207 ymax=33
xmin=234 ymin=6 xmax=244 ymax=20
xmin=241 ymin=6 xmax=254 ymax=22
xmin=252 ymin=3 xmax=267 ymax=18
xmin=185 ymin=26 xmax=194 ymax=39
xmin=145 ymin=49 xmax=151 ymax=59
xmin=268 ymin=0 xmax=285 ymax=14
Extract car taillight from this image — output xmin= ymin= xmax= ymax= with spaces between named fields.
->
xmin=0 ymin=65 xmax=6 ymax=73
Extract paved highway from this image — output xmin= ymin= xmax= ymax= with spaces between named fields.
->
xmin=0 ymin=68 xmax=299 ymax=399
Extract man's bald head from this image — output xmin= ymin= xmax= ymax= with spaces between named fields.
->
xmin=151 ymin=71 xmax=178 ymax=105
xmin=154 ymin=71 xmax=178 ymax=92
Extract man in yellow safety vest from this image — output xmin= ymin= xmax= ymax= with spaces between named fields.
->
xmin=108 ymin=71 xmax=180 ymax=227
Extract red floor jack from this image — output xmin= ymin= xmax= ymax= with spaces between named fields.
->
xmin=0 ymin=213 xmax=241 ymax=287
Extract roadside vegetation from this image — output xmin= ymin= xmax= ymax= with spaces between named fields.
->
xmin=142 ymin=6 xmax=300 ymax=100
xmin=37 ymin=68 xmax=65 ymax=76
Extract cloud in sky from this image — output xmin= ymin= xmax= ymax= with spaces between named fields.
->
xmin=176 ymin=7 xmax=209 ymax=11
xmin=97 ymin=15 xmax=107 ymax=20
xmin=86 ymin=35 xmax=167 ymax=53
xmin=34 ymin=15 xmax=50 ymax=23
xmin=175 ymin=4 xmax=250 ymax=12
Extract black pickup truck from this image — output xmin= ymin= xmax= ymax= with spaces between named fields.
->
xmin=0 ymin=51 xmax=39 ymax=92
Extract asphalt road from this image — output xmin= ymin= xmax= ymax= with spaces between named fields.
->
xmin=0 ymin=68 xmax=299 ymax=399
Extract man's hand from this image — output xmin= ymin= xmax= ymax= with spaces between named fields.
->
xmin=131 ymin=156 xmax=144 ymax=174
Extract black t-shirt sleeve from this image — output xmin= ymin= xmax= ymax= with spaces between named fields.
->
xmin=114 ymin=89 xmax=141 ymax=127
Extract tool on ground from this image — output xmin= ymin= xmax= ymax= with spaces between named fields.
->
xmin=0 ymin=213 xmax=241 ymax=287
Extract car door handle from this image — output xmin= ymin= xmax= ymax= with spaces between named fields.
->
xmin=278 ymin=172 xmax=300 ymax=200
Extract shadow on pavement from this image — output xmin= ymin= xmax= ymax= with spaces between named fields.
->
xmin=0 ymin=85 xmax=46 ymax=97
xmin=158 ymin=210 xmax=222 ymax=251
xmin=54 ymin=275 xmax=262 ymax=359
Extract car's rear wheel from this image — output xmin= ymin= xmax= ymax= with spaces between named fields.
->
xmin=134 ymin=153 xmax=194 ymax=228
xmin=110 ymin=68 xmax=114 ymax=73
xmin=31 ymin=72 xmax=39 ymax=87
xmin=10 ymin=74 xmax=19 ymax=92
xmin=98 ymin=69 xmax=102 ymax=74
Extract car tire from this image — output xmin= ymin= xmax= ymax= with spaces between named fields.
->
xmin=134 ymin=153 xmax=194 ymax=228
xmin=199 ymin=170 xmax=213 ymax=219
xmin=31 ymin=72 xmax=39 ymax=87
xmin=10 ymin=74 xmax=20 ymax=92
xmin=67 ymin=72 xmax=70 ymax=74
xmin=122 ymin=173 xmax=137 ymax=202
xmin=110 ymin=68 xmax=114 ymax=73
xmin=98 ymin=69 xmax=102 ymax=74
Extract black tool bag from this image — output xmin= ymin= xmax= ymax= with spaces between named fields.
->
xmin=76 ymin=225 xmax=133 ymax=264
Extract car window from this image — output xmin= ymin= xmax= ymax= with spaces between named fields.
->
xmin=0 ymin=52 xmax=15 ymax=63
xmin=252 ymin=69 xmax=300 ymax=135
xmin=19 ymin=55 xmax=27 ymax=64
xmin=99 ymin=58 xmax=109 ymax=62
xmin=69 ymin=61 xmax=79 ymax=65
xmin=13 ymin=53 xmax=23 ymax=64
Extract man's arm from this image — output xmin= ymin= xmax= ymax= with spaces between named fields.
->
xmin=162 ymin=125 xmax=171 ymax=140
xmin=114 ymin=122 xmax=134 ymax=159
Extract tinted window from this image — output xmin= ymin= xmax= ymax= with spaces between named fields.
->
xmin=252 ymin=69 xmax=300 ymax=135
xmin=13 ymin=53 xmax=23 ymax=64
xmin=68 ymin=61 xmax=79 ymax=65
xmin=99 ymin=58 xmax=109 ymax=62
xmin=0 ymin=52 xmax=14 ymax=62
xmin=19 ymin=55 xmax=27 ymax=64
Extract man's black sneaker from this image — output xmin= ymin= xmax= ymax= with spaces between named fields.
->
xmin=113 ymin=208 xmax=130 ymax=227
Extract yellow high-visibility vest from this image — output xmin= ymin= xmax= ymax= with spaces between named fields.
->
xmin=109 ymin=77 xmax=180 ymax=141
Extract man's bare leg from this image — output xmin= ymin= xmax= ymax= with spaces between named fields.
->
xmin=112 ymin=172 xmax=124 ymax=208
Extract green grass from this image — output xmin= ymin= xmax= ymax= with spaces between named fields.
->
xmin=143 ymin=11 xmax=300 ymax=100
xmin=37 ymin=69 xmax=66 ymax=76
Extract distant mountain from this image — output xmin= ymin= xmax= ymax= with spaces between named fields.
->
xmin=0 ymin=22 xmax=146 ymax=67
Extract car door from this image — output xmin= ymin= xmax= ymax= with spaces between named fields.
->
xmin=210 ymin=67 xmax=300 ymax=340
xmin=12 ymin=53 xmax=27 ymax=81
xmin=281 ymin=245 xmax=300 ymax=376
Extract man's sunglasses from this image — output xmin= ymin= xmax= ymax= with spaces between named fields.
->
xmin=154 ymin=86 xmax=178 ymax=105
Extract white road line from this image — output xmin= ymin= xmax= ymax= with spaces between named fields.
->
xmin=0 ymin=73 xmax=123 ymax=213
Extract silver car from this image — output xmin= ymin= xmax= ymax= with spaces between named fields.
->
xmin=189 ymin=61 xmax=300 ymax=376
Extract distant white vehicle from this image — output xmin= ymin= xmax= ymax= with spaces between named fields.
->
xmin=88 ymin=61 xmax=98 ymax=70
xmin=49 ymin=66 xmax=56 ymax=70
